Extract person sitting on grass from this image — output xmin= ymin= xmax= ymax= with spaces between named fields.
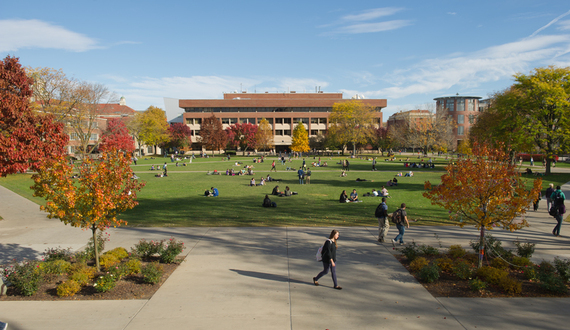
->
xmin=349 ymin=189 xmax=359 ymax=202
xmin=392 ymin=177 xmax=398 ymax=185
xmin=250 ymin=178 xmax=256 ymax=186
xmin=340 ymin=170 xmax=347 ymax=177
xmin=339 ymin=190 xmax=349 ymax=203
xmin=380 ymin=186 xmax=390 ymax=198
xmin=272 ymin=185 xmax=282 ymax=196
xmin=210 ymin=187 xmax=219 ymax=197
xmin=262 ymin=195 xmax=277 ymax=207
xmin=283 ymin=186 xmax=297 ymax=196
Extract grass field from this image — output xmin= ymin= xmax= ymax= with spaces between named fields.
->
xmin=1 ymin=154 xmax=568 ymax=227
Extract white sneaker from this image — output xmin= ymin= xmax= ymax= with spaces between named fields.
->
xmin=391 ymin=239 xmax=397 ymax=247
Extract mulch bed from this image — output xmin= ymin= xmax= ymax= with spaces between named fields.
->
xmin=397 ymin=254 xmax=570 ymax=298
xmin=0 ymin=259 xmax=181 ymax=301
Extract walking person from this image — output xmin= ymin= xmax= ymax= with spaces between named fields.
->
xmin=545 ymin=183 xmax=555 ymax=212
xmin=313 ymin=230 xmax=342 ymax=290
xmin=376 ymin=197 xmax=389 ymax=242
xmin=392 ymin=203 xmax=409 ymax=246
xmin=271 ymin=160 xmax=277 ymax=172
xmin=372 ymin=157 xmax=377 ymax=171
xmin=297 ymin=168 xmax=304 ymax=184
xmin=550 ymin=186 xmax=566 ymax=237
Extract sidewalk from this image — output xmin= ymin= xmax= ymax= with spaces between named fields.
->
xmin=1 ymin=184 xmax=570 ymax=329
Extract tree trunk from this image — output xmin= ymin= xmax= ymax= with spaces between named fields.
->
xmin=92 ymin=225 xmax=100 ymax=272
xmin=478 ymin=226 xmax=485 ymax=269
xmin=546 ymin=158 xmax=552 ymax=175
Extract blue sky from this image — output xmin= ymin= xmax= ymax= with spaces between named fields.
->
xmin=2 ymin=0 xmax=570 ymax=120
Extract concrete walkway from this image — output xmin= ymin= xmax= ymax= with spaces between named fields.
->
xmin=1 ymin=184 xmax=570 ymax=330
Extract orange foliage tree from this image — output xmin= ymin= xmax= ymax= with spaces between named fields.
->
xmin=31 ymin=149 xmax=145 ymax=271
xmin=423 ymin=143 xmax=541 ymax=268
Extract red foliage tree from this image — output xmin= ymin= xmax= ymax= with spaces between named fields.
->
xmin=99 ymin=118 xmax=135 ymax=153
xmin=167 ymin=123 xmax=192 ymax=149
xmin=225 ymin=123 xmax=258 ymax=155
xmin=0 ymin=56 xmax=68 ymax=177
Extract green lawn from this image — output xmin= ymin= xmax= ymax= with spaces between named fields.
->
xmin=2 ymin=154 xmax=569 ymax=227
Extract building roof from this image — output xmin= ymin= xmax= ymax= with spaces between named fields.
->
xmin=180 ymin=92 xmax=387 ymax=109
xmin=96 ymin=104 xmax=136 ymax=117
xmin=433 ymin=95 xmax=482 ymax=100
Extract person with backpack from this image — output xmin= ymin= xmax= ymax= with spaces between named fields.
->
xmin=376 ymin=197 xmax=389 ymax=242
xmin=392 ymin=203 xmax=410 ymax=246
xmin=313 ymin=230 xmax=342 ymax=290
xmin=545 ymin=183 xmax=555 ymax=212
xmin=550 ymin=186 xmax=566 ymax=236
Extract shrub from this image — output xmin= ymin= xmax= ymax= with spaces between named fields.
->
xmin=122 ymin=259 xmax=141 ymax=276
xmin=94 ymin=273 xmax=117 ymax=293
xmin=523 ymin=266 xmax=538 ymax=281
xmin=159 ymin=238 xmax=185 ymax=263
xmin=68 ymin=263 xmax=97 ymax=286
xmin=448 ymin=245 xmax=466 ymax=259
xmin=513 ymin=239 xmax=536 ymax=259
xmin=419 ymin=245 xmax=439 ymax=256
xmin=401 ymin=243 xmax=420 ymax=262
xmin=73 ymin=250 xmax=91 ymax=264
xmin=6 ymin=260 xmax=43 ymax=296
xmin=469 ymin=278 xmax=487 ymax=292
xmin=476 ymin=266 xmax=508 ymax=285
xmin=553 ymin=257 xmax=570 ymax=283
xmin=462 ymin=253 xmax=478 ymax=265
xmin=511 ymin=256 xmax=532 ymax=268
xmin=43 ymin=247 xmax=73 ymax=262
xmin=40 ymin=259 xmax=72 ymax=275
xmin=409 ymin=257 xmax=429 ymax=272
xmin=418 ymin=263 xmax=440 ymax=283
xmin=539 ymin=272 xmax=568 ymax=294
xmin=470 ymin=234 xmax=511 ymax=259
xmin=141 ymin=262 xmax=163 ymax=284
xmin=490 ymin=257 xmax=509 ymax=270
xmin=434 ymin=257 xmax=453 ymax=272
xmin=132 ymin=239 xmax=163 ymax=259
xmin=57 ymin=280 xmax=81 ymax=297
xmin=452 ymin=260 xmax=472 ymax=280
xmin=498 ymin=276 xmax=522 ymax=294
xmin=106 ymin=247 xmax=129 ymax=261
xmin=537 ymin=261 xmax=556 ymax=275
xmin=99 ymin=254 xmax=120 ymax=271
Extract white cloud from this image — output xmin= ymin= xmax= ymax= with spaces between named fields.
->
xmin=357 ymin=34 xmax=570 ymax=100
xmin=341 ymin=8 xmax=404 ymax=22
xmin=0 ymin=19 xmax=99 ymax=53
xmin=558 ymin=19 xmax=570 ymax=31
xmin=447 ymin=12 xmax=457 ymax=16
xmin=339 ymin=20 xmax=412 ymax=34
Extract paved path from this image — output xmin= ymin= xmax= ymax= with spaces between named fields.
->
xmin=1 ymin=183 xmax=570 ymax=329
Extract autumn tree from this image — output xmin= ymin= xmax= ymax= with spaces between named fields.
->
xmin=0 ymin=56 xmax=68 ymax=177
xmin=390 ymin=108 xmax=454 ymax=154
xmin=166 ymin=123 xmax=192 ymax=150
xmin=32 ymin=149 xmax=145 ymax=271
xmin=256 ymin=118 xmax=274 ymax=151
xmin=225 ymin=123 xmax=258 ymax=155
xmin=290 ymin=123 xmax=310 ymax=153
xmin=99 ymin=118 xmax=135 ymax=153
xmin=328 ymin=100 xmax=378 ymax=154
xmin=200 ymin=114 xmax=227 ymax=155
xmin=423 ymin=143 xmax=541 ymax=268
xmin=370 ymin=127 xmax=393 ymax=155
xmin=138 ymin=106 xmax=169 ymax=154
xmin=126 ymin=112 xmax=145 ymax=156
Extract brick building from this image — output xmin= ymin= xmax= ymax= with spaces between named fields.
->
xmin=386 ymin=109 xmax=434 ymax=132
xmin=179 ymin=92 xmax=387 ymax=151
xmin=434 ymin=95 xmax=482 ymax=147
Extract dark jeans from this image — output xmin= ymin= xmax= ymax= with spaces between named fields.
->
xmin=394 ymin=224 xmax=405 ymax=243
xmin=315 ymin=261 xmax=337 ymax=287
xmin=554 ymin=215 xmax=563 ymax=236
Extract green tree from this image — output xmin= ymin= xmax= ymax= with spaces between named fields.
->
xmin=32 ymin=150 xmax=145 ymax=271
xmin=139 ymin=106 xmax=169 ymax=154
xmin=256 ymin=118 xmax=274 ymax=151
xmin=328 ymin=100 xmax=377 ymax=154
xmin=290 ymin=123 xmax=310 ymax=153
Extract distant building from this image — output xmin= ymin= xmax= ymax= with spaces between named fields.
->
xmin=434 ymin=94 xmax=482 ymax=148
xmin=386 ymin=109 xmax=434 ymax=132
xmin=179 ymin=92 xmax=387 ymax=151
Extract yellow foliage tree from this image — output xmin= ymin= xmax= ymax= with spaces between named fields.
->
xmin=290 ymin=123 xmax=310 ymax=153
xmin=256 ymin=118 xmax=274 ymax=151
xmin=328 ymin=100 xmax=377 ymax=154
xmin=138 ymin=106 xmax=169 ymax=154
xmin=423 ymin=143 xmax=541 ymax=268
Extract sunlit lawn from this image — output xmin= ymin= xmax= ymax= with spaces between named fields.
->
xmin=1 ymin=154 xmax=568 ymax=227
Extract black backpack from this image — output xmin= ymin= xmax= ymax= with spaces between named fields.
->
xmin=391 ymin=209 xmax=403 ymax=224
xmin=375 ymin=203 xmax=387 ymax=218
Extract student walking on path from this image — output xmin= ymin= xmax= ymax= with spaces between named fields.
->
xmin=550 ymin=186 xmax=566 ymax=237
xmin=271 ymin=160 xmax=277 ymax=172
xmin=392 ymin=203 xmax=409 ymax=246
xmin=376 ymin=197 xmax=389 ymax=242
xmin=313 ymin=230 xmax=342 ymax=290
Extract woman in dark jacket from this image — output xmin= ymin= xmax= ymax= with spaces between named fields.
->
xmin=313 ymin=230 xmax=342 ymax=290
xmin=339 ymin=190 xmax=348 ymax=203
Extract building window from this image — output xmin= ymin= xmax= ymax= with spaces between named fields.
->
xmin=275 ymin=130 xmax=283 ymax=135
xmin=194 ymin=118 xmax=202 ymax=125
xmin=467 ymin=99 xmax=475 ymax=111
xmin=457 ymin=115 xmax=464 ymax=124
xmin=283 ymin=118 xmax=291 ymax=124
xmin=275 ymin=118 xmax=283 ymax=124
xmin=247 ymin=118 xmax=256 ymax=124
xmin=284 ymin=130 xmax=291 ymax=135
xmin=311 ymin=130 xmax=318 ymax=136
xmin=147 ymin=146 xmax=153 ymax=154
xmin=311 ymin=118 xmax=318 ymax=124
xmin=446 ymin=99 xmax=454 ymax=111
xmin=186 ymin=118 xmax=192 ymax=124
xmin=90 ymin=134 xmax=98 ymax=141
xmin=457 ymin=99 xmax=464 ymax=112
xmin=294 ymin=118 xmax=309 ymax=124
xmin=239 ymin=118 xmax=247 ymax=124
xmin=194 ymin=130 xmax=200 ymax=136
xmin=320 ymin=118 xmax=327 ymax=124
xmin=229 ymin=118 xmax=237 ymax=124
xmin=458 ymin=126 xmax=464 ymax=136
xmin=222 ymin=118 xmax=230 ymax=124
xmin=468 ymin=114 xmax=475 ymax=124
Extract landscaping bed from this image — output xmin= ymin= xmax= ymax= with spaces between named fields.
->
xmin=394 ymin=236 xmax=570 ymax=298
